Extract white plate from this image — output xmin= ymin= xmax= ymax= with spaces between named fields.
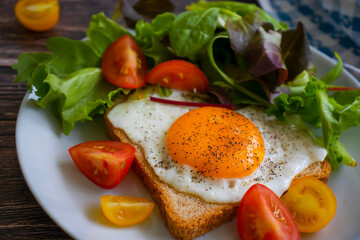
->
xmin=16 ymin=48 xmax=360 ymax=240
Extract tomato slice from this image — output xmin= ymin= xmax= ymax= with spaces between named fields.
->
xmin=102 ymin=35 xmax=147 ymax=89
xmin=68 ymin=141 xmax=135 ymax=189
xmin=15 ymin=0 xmax=60 ymax=32
xmin=281 ymin=177 xmax=337 ymax=233
xmin=145 ymin=60 xmax=209 ymax=92
xmin=237 ymin=184 xmax=300 ymax=240
xmin=101 ymin=195 xmax=155 ymax=226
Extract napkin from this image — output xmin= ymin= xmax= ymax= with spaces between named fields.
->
xmin=258 ymin=0 xmax=360 ymax=80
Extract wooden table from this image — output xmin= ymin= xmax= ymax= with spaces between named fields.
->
xmin=0 ymin=0 xmax=261 ymax=239
xmin=1 ymin=0 xmax=117 ymax=238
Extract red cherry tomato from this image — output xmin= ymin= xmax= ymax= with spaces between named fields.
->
xmin=68 ymin=141 xmax=135 ymax=189
xmin=145 ymin=60 xmax=209 ymax=92
xmin=102 ymin=35 xmax=147 ymax=89
xmin=237 ymin=184 xmax=300 ymax=240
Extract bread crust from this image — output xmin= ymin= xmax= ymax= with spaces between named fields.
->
xmin=104 ymin=110 xmax=331 ymax=240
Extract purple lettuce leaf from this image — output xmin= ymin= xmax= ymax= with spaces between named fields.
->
xmin=281 ymin=22 xmax=311 ymax=81
xmin=227 ymin=11 xmax=263 ymax=55
xmin=245 ymin=27 xmax=288 ymax=85
xmin=207 ymin=85 xmax=234 ymax=105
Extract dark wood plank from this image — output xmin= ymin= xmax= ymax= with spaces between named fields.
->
xmin=0 ymin=0 xmax=119 ymax=66
xmin=0 ymin=66 xmax=72 ymax=239
xmin=0 ymin=0 xmax=117 ymax=238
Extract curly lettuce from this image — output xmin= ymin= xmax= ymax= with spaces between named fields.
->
xmin=267 ymin=56 xmax=360 ymax=169
xmin=13 ymin=13 xmax=130 ymax=135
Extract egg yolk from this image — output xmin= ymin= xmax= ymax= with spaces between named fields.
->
xmin=166 ymin=107 xmax=265 ymax=179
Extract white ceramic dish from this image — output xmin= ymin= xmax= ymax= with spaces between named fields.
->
xmin=16 ymin=48 xmax=360 ymax=240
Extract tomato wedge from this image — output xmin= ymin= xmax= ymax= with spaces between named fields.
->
xmin=101 ymin=195 xmax=155 ymax=226
xmin=102 ymin=35 xmax=147 ymax=89
xmin=68 ymin=141 xmax=135 ymax=189
xmin=237 ymin=184 xmax=300 ymax=240
xmin=145 ymin=60 xmax=209 ymax=92
xmin=15 ymin=0 xmax=60 ymax=32
xmin=281 ymin=177 xmax=337 ymax=233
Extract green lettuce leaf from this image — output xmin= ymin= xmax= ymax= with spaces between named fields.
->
xmin=87 ymin=12 xmax=131 ymax=42
xmin=327 ymin=141 xmax=356 ymax=169
xmin=169 ymin=8 xmax=219 ymax=58
xmin=321 ymin=52 xmax=343 ymax=84
xmin=86 ymin=13 xmax=131 ymax=56
xmin=268 ymin=72 xmax=359 ymax=169
xmin=187 ymin=0 xmax=287 ymax=30
xmin=13 ymin=52 xmax=55 ymax=87
xmin=317 ymin=90 xmax=359 ymax=168
xmin=46 ymin=37 xmax=101 ymax=76
xmin=135 ymin=13 xmax=176 ymax=66
xmin=31 ymin=65 xmax=127 ymax=135
xmin=87 ymin=29 xmax=114 ymax=56
xmin=330 ymin=89 xmax=360 ymax=105
xmin=267 ymin=77 xmax=327 ymax=127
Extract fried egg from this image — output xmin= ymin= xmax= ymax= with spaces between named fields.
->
xmin=107 ymin=90 xmax=327 ymax=203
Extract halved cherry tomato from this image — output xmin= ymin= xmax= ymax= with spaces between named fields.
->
xmin=237 ymin=184 xmax=300 ymax=240
xmin=100 ymin=195 xmax=155 ymax=226
xmin=102 ymin=35 xmax=147 ymax=89
xmin=15 ymin=0 xmax=60 ymax=32
xmin=281 ymin=177 xmax=337 ymax=233
xmin=145 ymin=60 xmax=209 ymax=92
xmin=68 ymin=141 xmax=135 ymax=189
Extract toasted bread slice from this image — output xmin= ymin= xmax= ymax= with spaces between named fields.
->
xmin=105 ymin=113 xmax=331 ymax=240
xmin=295 ymin=160 xmax=331 ymax=183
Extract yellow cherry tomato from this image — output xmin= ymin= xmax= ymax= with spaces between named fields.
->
xmin=100 ymin=195 xmax=155 ymax=226
xmin=15 ymin=0 xmax=59 ymax=32
xmin=281 ymin=177 xmax=337 ymax=233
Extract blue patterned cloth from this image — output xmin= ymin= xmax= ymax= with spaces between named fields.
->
xmin=258 ymin=0 xmax=360 ymax=70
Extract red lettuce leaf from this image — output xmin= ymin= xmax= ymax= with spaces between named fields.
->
xmin=227 ymin=11 xmax=263 ymax=55
xmin=227 ymin=10 xmax=311 ymax=87
xmin=245 ymin=27 xmax=288 ymax=85
xmin=280 ymin=22 xmax=311 ymax=81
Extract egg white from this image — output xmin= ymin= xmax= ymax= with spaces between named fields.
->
xmin=107 ymin=90 xmax=327 ymax=203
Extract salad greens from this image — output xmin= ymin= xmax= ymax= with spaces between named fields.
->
xmin=186 ymin=0 xmax=287 ymax=30
xmin=268 ymin=77 xmax=360 ymax=170
xmin=13 ymin=13 xmax=131 ymax=135
xmin=169 ymin=8 xmax=219 ymax=59
xmin=135 ymin=12 xmax=175 ymax=65
xmin=13 ymin=0 xmax=359 ymax=170
xmin=281 ymin=22 xmax=312 ymax=81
